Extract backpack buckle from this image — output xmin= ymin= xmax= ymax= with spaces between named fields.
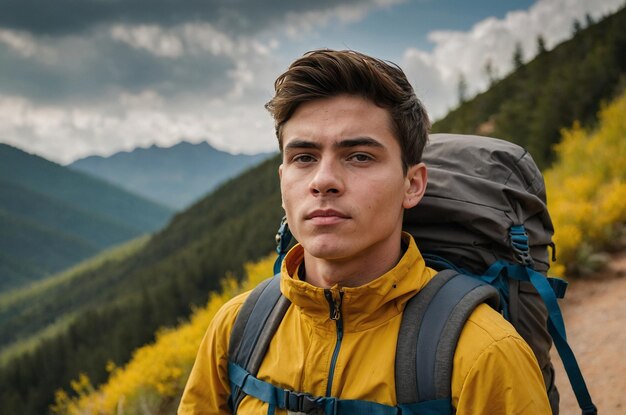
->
xmin=283 ymin=390 xmax=323 ymax=414
xmin=275 ymin=216 xmax=292 ymax=255
xmin=509 ymin=225 xmax=534 ymax=267
xmin=274 ymin=216 xmax=294 ymax=274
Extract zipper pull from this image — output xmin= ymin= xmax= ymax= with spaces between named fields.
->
xmin=324 ymin=290 xmax=343 ymax=321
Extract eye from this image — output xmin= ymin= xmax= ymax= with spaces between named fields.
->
xmin=293 ymin=154 xmax=317 ymax=164
xmin=348 ymin=153 xmax=374 ymax=162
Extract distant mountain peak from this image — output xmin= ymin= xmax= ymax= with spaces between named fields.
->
xmin=69 ymin=141 xmax=273 ymax=209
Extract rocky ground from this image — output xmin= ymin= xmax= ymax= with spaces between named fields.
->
xmin=551 ymin=251 xmax=626 ymax=414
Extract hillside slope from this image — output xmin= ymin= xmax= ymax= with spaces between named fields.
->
xmin=0 ymin=236 xmax=149 ymax=366
xmin=0 ymin=211 xmax=98 ymax=290
xmin=432 ymin=7 xmax=626 ymax=168
xmin=0 ymin=144 xmax=173 ymax=290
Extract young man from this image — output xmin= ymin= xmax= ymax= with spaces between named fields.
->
xmin=178 ymin=50 xmax=551 ymax=414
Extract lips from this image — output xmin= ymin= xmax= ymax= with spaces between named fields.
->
xmin=305 ymin=209 xmax=350 ymax=225
xmin=305 ymin=209 xmax=349 ymax=219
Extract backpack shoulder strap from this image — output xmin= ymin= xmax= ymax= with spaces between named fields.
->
xmin=228 ymin=274 xmax=291 ymax=412
xmin=395 ymin=269 xmax=500 ymax=405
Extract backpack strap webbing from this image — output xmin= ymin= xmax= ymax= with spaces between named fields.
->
xmin=228 ymin=274 xmax=291 ymax=412
xmin=395 ymin=270 xmax=500 ymax=405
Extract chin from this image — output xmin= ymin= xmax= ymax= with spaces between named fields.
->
xmin=301 ymin=237 xmax=351 ymax=260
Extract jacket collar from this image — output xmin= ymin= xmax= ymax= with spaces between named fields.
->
xmin=279 ymin=233 xmax=436 ymax=332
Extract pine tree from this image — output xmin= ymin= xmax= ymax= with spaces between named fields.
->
xmin=512 ymin=42 xmax=524 ymax=69
xmin=457 ymin=73 xmax=468 ymax=105
xmin=483 ymin=58 xmax=497 ymax=86
xmin=536 ymin=34 xmax=547 ymax=55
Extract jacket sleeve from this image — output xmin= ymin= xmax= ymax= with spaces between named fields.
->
xmin=452 ymin=305 xmax=552 ymax=414
xmin=178 ymin=295 xmax=246 ymax=415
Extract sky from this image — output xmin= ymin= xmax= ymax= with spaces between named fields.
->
xmin=0 ymin=0 xmax=624 ymax=164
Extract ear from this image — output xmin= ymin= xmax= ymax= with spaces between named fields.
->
xmin=403 ymin=162 xmax=427 ymax=209
xmin=278 ymin=164 xmax=285 ymax=209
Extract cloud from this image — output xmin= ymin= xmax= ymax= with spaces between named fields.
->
xmin=283 ymin=0 xmax=403 ymax=38
xmin=403 ymin=0 xmax=626 ymax=119
xmin=0 ymin=92 xmax=277 ymax=164
xmin=0 ymin=0 xmax=382 ymax=36
xmin=0 ymin=28 xmax=58 ymax=62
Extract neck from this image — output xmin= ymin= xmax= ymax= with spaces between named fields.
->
xmin=302 ymin=235 xmax=404 ymax=288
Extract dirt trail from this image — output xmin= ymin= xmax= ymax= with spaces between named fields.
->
xmin=551 ymin=252 xmax=626 ymax=414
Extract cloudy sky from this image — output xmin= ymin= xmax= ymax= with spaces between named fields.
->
xmin=1 ymin=0 xmax=624 ymax=164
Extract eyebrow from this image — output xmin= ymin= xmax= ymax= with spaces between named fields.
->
xmin=284 ymin=137 xmax=385 ymax=151
xmin=335 ymin=137 xmax=384 ymax=149
xmin=284 ymin=139 xmax=320 ymax=151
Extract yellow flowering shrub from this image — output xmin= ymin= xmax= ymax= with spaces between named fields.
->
xmin=52 ymin=255 xmax=275 ymax=415
xmin=545 ymin=91 xmax=626 ymax=274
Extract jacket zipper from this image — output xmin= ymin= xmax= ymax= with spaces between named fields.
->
xmin=324 ymin=289 xmax=344 ymax=397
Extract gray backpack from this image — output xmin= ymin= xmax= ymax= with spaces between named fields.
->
xmin=404 ymin=133 xmax=594 ymax=414
xmin=227 ymin=134 xmax=596 ymax=414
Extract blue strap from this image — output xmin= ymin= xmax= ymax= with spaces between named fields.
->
xmin=229 ymin=362 xmax=449 ymax=414
xmin=523 ymin=266 xmax=596 ymax=414
xmin=548 ymin=277 xmax=568 ymax=299
xmin=482 ymin=260 xmax=567 ymax=299
xmin=488 ymin=261 xmax=596 ymax=414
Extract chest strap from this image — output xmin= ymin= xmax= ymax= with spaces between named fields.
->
xmin=228 ymin=362 xmax=450 ymax=415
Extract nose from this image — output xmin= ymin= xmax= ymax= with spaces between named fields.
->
xmin=309 ymin=158 xmax=343 ymax=196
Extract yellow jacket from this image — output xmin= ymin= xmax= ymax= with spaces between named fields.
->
xmin=179 ymin=235 xmax=551 ymax=414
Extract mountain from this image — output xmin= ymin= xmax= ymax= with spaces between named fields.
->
xmin=432 ymin=5 xmax=626 ymax=168
xmin=2 ymin=8 xmax=625 ymax=414
xmin=69 ymin=141 xmax=274 ymax=209
xmin=0 ymin=144 xmax=173 ymax=290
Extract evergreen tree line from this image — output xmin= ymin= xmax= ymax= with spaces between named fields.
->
xmin=434 ymin=7 xmax=626 ymax=168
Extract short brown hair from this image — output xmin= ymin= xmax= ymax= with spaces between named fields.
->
xmin=265 ymin=49 xmax=430 ymax=172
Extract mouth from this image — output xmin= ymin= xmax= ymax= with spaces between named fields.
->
xmin=305 ymin=209 xmax=350 ymax=225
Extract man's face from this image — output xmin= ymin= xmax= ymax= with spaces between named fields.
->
xmin=279 ymin=94 xmax=425 ymax=266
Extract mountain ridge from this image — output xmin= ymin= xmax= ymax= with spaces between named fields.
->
xmin=69 ymin=140 xmax=274 ymax=209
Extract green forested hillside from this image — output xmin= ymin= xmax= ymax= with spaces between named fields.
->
xmin=0 ymin=155 xmax=282 ymax=414
xmin=0 ymin=144 xmax=173 ymax=290
xmin=0 ymin=181 xmax=141 ymax=248
xmin=0 ymin=236 xmax=149 ymax=353
xmin=432 ymin=6 xmax=626 ymax=168
xmin=0 ymin=211 xmax=98 ymax=290
xmin=0 ymin=181 xmax=147 ymax=289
